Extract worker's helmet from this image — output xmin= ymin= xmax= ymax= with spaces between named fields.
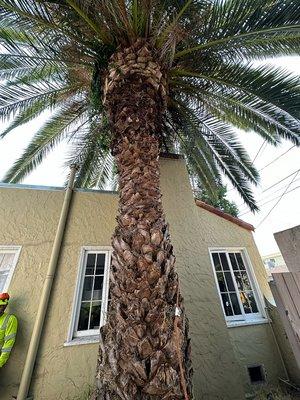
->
xmin=0 ymin=293 xmax=10 ymax=306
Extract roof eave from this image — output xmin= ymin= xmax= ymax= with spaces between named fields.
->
xmin=195 ymin=199 xmax=255 ymax=232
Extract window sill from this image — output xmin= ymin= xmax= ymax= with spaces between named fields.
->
xmin=227 ymin=318 xmax=269 ymax=328
xmin=64 ymin=335 xmax=99 ymax=347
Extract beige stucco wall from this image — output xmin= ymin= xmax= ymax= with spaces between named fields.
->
xmin=0 ymin=158 xmax=284 ymax=400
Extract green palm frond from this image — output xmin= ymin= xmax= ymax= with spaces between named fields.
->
xmin=175 ymin=0 xmax=300 ymax=60
xmin=1 ymin=100 xmax=50 ymax=138
xmin=66 ymin=121 xmax=115 ymax=189
xmin=3 ymin=101 xmax=87 ymax=182
xmin=1 ymin=0 xmax=300 ymax=212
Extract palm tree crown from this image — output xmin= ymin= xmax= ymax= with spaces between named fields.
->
xmin=0 ymin=0 xmax=300 ymax=210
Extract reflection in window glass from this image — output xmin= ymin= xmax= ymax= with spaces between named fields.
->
xmin=211 ymin=250 xmax=260 ymax=322
xmin=212 ymin=253 xmax=221 ymax=271
xmin=86 ymin=253 xmax=96 ymax=275
xmin=217 ymin=272 xmax=226 ymax=292
xmin=221 ymin=293 xmax=233 ymax=316
xmin=96 ymin=254 xmax=105 ymax=275
xmin=0 ymin=250 xmax=18 ymax=292
xmin=77 ymin=252 xmax=108 ymax=332
xmin=220 ymin=253 xmax=230 ymax=270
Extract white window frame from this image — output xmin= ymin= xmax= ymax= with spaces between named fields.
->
xmin=209 ymin=247 xmax=267 ymax=327
xmin=0 ymin=246 xmax=21 ymax=291
xmin=66 ymin=246 xmax=111 ymax=345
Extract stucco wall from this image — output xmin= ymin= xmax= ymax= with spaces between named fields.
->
xmin=0 ymin=158 xmax=284 ymax=400
xmin=160 ymin=159 xmax=286 ymax=397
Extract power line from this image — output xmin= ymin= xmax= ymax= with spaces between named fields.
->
xmin=238 ymin=184 xmax=300 ymax=217
xmin=237 ymin=176 xmax=300 ymax=213
xmin=227 ymin=143 xmax=296 ymax=193
xmin=262 ymin=168 xmax=300 ymax=193
xmin=252 ymin=139 xmax=267 ymax=164
xmin=256 ymin=170 xmax=300 ymax=228
xmin=235 ymin=169 xmax=300 ymax=210
xmin=258 ymin=145 xmax=296 ymax=172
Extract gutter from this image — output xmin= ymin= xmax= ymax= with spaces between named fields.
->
xmin=17 ymin=166 xmax=78 ymax=400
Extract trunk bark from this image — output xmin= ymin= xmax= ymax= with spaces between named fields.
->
xmin=95 ymin=39 xmax=193 ymax=400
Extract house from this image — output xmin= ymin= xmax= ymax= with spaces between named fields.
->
xmin=262 ymin=252 xmax=288 ymax=279
xmin=0 ymin=155 xmax=298 ymax=400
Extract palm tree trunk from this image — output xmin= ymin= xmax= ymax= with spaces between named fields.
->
xmin=95 ymin=39 xmax=193 ymax=400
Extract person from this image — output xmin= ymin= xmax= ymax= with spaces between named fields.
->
xmin=0 ymin=293 xmax=18 ymax=368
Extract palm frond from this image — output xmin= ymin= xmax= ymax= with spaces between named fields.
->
xmin=175 ymin=0 xmax=300 ymax=60
xmin=3 ymin=101 xmax=87 ymax=182
xmin=171 ymin=62 xmax=300 ymax=144
xmin=1 ymin=0 xmax=300 ymax=212
xmin=66 ymin=122 xmax=115 ymax=189
xmin=169 ymin=99 xmax=259 ymax=211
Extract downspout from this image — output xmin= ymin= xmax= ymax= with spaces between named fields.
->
xmin=17 ymin=165 xmax=78 ymax=400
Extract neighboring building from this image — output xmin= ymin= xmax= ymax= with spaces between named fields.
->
xmin=269 ymin=226 xmax=300 ymax=380
xmin=262 ymin=252 xmax=288 ymax=279
xmin=0 ymin=156 xmax=298 ymax=400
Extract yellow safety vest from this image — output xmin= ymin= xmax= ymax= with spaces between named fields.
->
xmin=0 ymin=312 xmax=18 ymax=367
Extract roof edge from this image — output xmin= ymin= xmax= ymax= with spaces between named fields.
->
xmin=195 ymin=199 xmax=255 ymax=232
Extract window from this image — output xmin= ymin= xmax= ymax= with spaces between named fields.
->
xmin=68 ymin=247 xmax=111 ymax=343
xmin=210 ymin=249 xmax=265 ymax=325
xmin=0 ymin=246 xmax=21 ymax=291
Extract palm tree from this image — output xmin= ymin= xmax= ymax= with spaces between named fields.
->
xmin=0 ymin=1 xmax=300 ymax=398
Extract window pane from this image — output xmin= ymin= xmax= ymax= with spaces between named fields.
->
xmin=93 ymin=276 xmax=104 ymax=300
xmin=217 ymin=272 xmax=226 ymax=292
xmin=247 ymin=292 xmax=258 ymax=313
xmin=224 ymin=272 xmax=235 ymax=291
xmin=220 ymin=253 xmax=229 ymax=270
xmin=90 ymin=301 xmax=101 ymax=329
xmin=234 ymin=272 xmax=243 ymax=291
xmin=236 ymin=253 xmax=246 ymax=270
xmin=212 ymin=253 xmax=221 ymax=271
xmin=86 ymin=254 xmax=96 ymax=275
xmin=0 ymin=253 xmax=14 ymax=272
xmin=240 ymin=292 xmax=251 ymax=314
xmin=96 ymin=254 xmax=106 ymax=275
xmin=240 ymin=271 xmax=252 ymax=291
xmin=82 ymin=276 xmax=93 ymax=301
xmin=0 ymin=274 xmax=7 ymax=292
xmin=230 ymin=293 xmax=242 ymax=315
xmin=229 ymin=253 xmax=238 ymax=270
xmin=78 ymin=303 xmax=90 ymax=331
xmin=221 ymin=293 xmax=233 ymax=316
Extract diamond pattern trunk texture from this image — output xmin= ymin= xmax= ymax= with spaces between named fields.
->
xmin=95 ymin=39 xmax=193 ymax=400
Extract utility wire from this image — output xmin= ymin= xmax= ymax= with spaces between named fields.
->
xmin=258 ymin=145 xmax=296 ymax=172
xmin=227 ymin=144 xmax=297 ymax=193
xmin=237 ymin=176 xmax=300 ymax=213
xmin=227 ymin=140 xmax=267 ymax=193
xmin=252 ymin=139 xmax=267 ymax=164
xmin=236 ymin=169 xmax=300 ymax=210
xmin=256 ymin=170 xmax=300 ymax=228
xmin=238 ymin=184 xmax=300 ymax=217
xmin=262 ymin=168 xmax=300 ymax=193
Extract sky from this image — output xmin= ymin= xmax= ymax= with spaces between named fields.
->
xmin=0 ymin=57 xmax=299 ymax=257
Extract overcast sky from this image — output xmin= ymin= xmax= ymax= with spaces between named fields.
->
xmin=0 ymin=57 xmax=299 ymax=257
